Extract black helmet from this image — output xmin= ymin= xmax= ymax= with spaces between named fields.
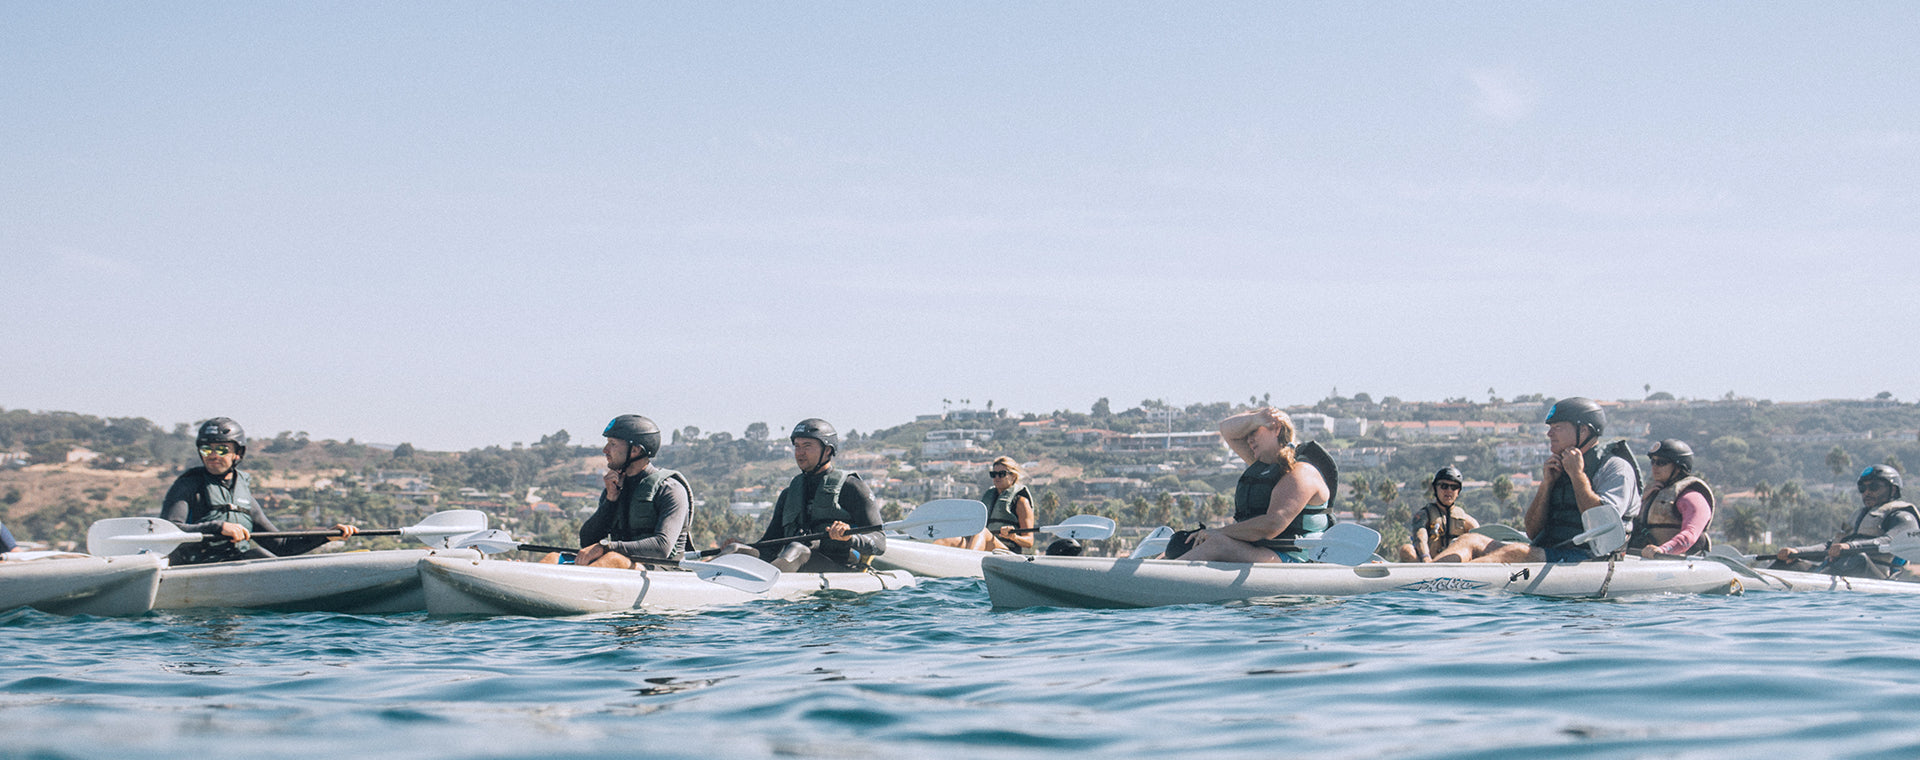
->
xmin=790 ymin=418 xmax=840 ymax=453
xmin=1045 ymin=538 xmax=1084 ymax=556
xmin=1859 ymin=465 xmax=1903 ymax=498
xmin=196 ymin=417 xmax=247 ymax=453
xmin=1431 ymin=466 xmax=1463 ymax=495
xmin=1647 ymin=439 xmax=1695 ymax=475
xmin=602 ymin=415 xmax=662 ymax=458
xmin=1544 ymin=397 xmax=1606 ymax=436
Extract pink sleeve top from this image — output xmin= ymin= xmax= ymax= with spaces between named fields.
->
xmin=1654 ymin=490 xmax=1713 ymax=555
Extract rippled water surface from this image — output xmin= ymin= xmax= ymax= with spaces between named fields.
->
xmin=7 ymin=580 xmax=1920 ymax=759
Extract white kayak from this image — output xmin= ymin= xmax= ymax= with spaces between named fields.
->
xmin=0 ymin=553 xmax=166 ymax=616
xmin=419 ymin=556 xmax=918 ymax=617
xmin=1717 ymin=563 xmax=1920 ymax=594
xmin=155 ymin=548 xmax=482 ymax=613
xmin=980 ymin=554 xmax=1740 ymax=609
xmin=870 ymin=539 xmax=1016 ymax=578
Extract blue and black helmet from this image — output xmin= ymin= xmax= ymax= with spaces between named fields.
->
xmin=1544 ymin=397 xmax=1606 ymax=437
xmin=1859 ymin=464 xmax=1903 ymax=498
xmin=603 ymin=415 xmax=662 ymax=458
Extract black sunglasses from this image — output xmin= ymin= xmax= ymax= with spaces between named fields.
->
xmin=990 ymin=471 xmax=1012 ymax=478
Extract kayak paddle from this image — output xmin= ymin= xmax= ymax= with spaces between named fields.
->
xmin=1130 ymin=526 xmax=1176 ymax=559
xmin=1010 ymin=515 xmax=1118 ymax=540
xmin=87 ymin=509 xmax=490 ymax=556
xmin=689 ymin=498 xmax=987 ymax=558
xmin=450 ymin=530 xmax=781 ymax=594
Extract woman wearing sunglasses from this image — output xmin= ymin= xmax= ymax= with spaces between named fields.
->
xmin=158 ymin=417 xmax=358 ymax=565
xmin=935 ymin=456 xmax=1037 ymax=552
xmin=1398 ymin=467 xmax=1479 ymax=562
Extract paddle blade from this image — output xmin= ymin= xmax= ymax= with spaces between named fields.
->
xmin=680 ymin=553 xmax=780 ymax=594
xmin=87 ymin=517 xmax=203 ymax=556
xmin=1469 ymin=524 xmax=1530 ymax=543
xmin=889 ymin=499 xmax=988 ymax=541
xmin=1042 ymin=515 xmax=1116 ymax=541
xmin=450 ymin=529 xmax=523 ymax=555
xmin=399 ymin=510 xmax=492 ymax=547
xmin=1574 ymin=507 xmax=1628 ymax=556
xmin=1299 ymin=523 xmax=1381 ymax=566
xmin=1130 ymin=526 xmax=1175 ymax=559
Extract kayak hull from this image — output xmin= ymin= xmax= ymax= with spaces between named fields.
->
xmin=155 ymin=548 xmax=482 ymax=613
xmin=981 ymin=555 xmax=1740 ymax=609
xmin=1736 ymin=566 xmax=1920 ymax=594
xmin=0 ymin=554 xmax=165 ymax=616
xmin=870 ymin=539 xmax=1014 ymax=578
xmin=420 ymin=556 xmax=918 ymax=617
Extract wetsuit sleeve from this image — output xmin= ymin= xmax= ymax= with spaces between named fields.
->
xmin=1654 ymin=490 xmax=1712 ymax=555
xmin=1590 ymin=457 xmax=1639 ymax=523
xmin=1862 ymin=509 xmax=1920 ymax=555
xmin=160 ymin=474 xmax=224 ymax=535
xmin=578 ymin=494 xmax=617 ymax=548
xmin=0 ymin=521 xmax=16 ymax=553
xmin=611 ymin=478 xmax=689 ymax=561
xmin=757 ymin=488 xmax=791 ymax=543
xmin=825 ymin=475 xmax=885 ymax=557
xmin=249 ymin=506 xmax=330 ymax=557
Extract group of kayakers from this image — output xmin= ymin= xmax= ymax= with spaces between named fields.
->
xmin=138 ymin=401 xmax=1918 ymax=582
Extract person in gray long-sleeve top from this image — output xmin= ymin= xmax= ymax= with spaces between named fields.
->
xmin=564 ymin=415 xmax=693 ymax=569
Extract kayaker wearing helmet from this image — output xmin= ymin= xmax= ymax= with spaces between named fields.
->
xmin=1630 ymin=439 xmax=1714 ymax=558
xmin=935 ymin=456 xmax=1036 ymax=552
xmin=725 ymin=418 xmax=885 ymax=572
xmin=562 ymin=415 xmax=693 ymax=569
xmin=1169 ymin=407 xmax=1336 ymax=563
xmin=1771 ymin=465 xmax=1918 ymax=579
xmin=159 ymin=417 xmax=359 ymax=565
xmin=1434 ymin=397 xmax=1640 ymax=563
xmin=1397 ymin=467 xmax=1479 ymax=562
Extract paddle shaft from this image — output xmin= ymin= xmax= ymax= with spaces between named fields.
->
xmin=740 ymin=523 xmax=883 ymax=552
xmin=488 ymin=542 xmax=694 ymax=570
xmin=240 ymin=527 xmax=405 ymax=540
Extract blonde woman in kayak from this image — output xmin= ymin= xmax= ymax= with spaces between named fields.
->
xmin=1171 ymin=408 xmax=1333 ymax=563
xmin=934 ymin=456 xmax=1036 ymax=552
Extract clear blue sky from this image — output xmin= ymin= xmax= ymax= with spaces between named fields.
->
xmin=4 ymin=3 xmax=1916 ymax=450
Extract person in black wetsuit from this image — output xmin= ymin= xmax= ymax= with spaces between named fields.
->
xmin=724 ymin=418 xmax=885 ymax=573
xmin=1772 ymin=465 xmax=1918 ymax=579
xmin=159 ymin=417 xmax=359 ymax=566
xmin=560 ymin=414 xmax=693 ymax=569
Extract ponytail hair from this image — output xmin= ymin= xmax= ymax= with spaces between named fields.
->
xmin=1259 ymin=408 xmax=1300 ymax=473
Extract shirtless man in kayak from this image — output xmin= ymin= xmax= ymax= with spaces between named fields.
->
xmin=563 ymin=415 xmax=694 ymax=569
xmin=1433 ymin=397 xmax=1640 ymax=563
xmin=1169 ymin=408 xmax=1335 ymax=563
xmin=159 ymin=417 xmax=358 ymax=565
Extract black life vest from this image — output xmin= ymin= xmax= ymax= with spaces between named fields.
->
xmin=1629 ymin=475 xmax=1714 ymax=554
xmin=605 ymin=467 xmax=693 ymax=559
xmin=776 ymin=468 xmax=858 ymax=538
xmin=1233 ymin=441 xmax=1338 ymax=541
xmin=1538 ymin=441 xmax=1639 ymax=553
xmin=170 ymin=468 xmax=261 ymax=565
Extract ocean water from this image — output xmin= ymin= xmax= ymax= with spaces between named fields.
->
xmin=5 ymin=579 xmax=1920 ymax=760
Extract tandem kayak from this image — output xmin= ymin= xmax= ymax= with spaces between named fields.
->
xmin=980 ymin=554 xmax=1741 ymax=609
xmin=0 ymin=553 xmax=165 ymax=616
xmin=155 ymin=548 xmax=483 ymax=613
xmin=870 ymin=539 xmax=1016 ymax=578
xmin=419 ymin=556 xmax=918 ymax=617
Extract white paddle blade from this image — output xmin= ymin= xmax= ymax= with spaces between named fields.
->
xmin=87 ymin=517 xmax=204 ymax=556
xmin=681 ymin=553 xmax=780 ymax=594
xmin=1470 ymin=524 xmax=1531 ymax=543
xmin=1573 ymin=507 xmax=1628 ymax=556
xmin=1130 ymin=526 xmax=1175 ymax=559
xmin=1301 ymin=523 xmax=1382 ymax=566
xmin=889 ymin=499 xmax=988 ymax=541
xmin=1042 ymin=515 xmax=1117 ymax=540
xmin=450 ymin=529 xmax=522 ymax=555
xmin=400 ymin=510 xmax=491 ymax=547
